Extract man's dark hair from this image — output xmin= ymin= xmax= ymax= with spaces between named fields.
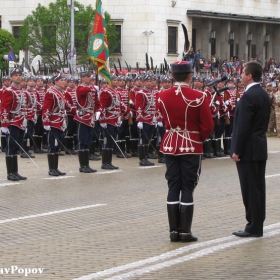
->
xmin=172 ymin=72 xmax=190 ymax=82
xmin=244 ymin=61 xmax=263 ymax=82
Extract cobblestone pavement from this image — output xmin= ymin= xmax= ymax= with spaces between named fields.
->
xmin=0 ymin=137 xmax=279 ymax=279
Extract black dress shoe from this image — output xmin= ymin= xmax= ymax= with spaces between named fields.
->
xmin=89 ymin=154 xmax=101 ymax=161
xmin=20 ymin=153 xmax=35 ymax=158
xmin=180 ymin=232 xmax=198 ymax=242
xmin=232 ymin=230 xmax=262 ymax=238
xmin=49 ymin=169 xmax=59 ymax=176
xmin=7 ymin=173 xmax=20 ymax=181
xmin=139 ymin=159 xmax=155 ymax=166
xmin=101 ymin=163 xmax=115 ymax=170
xmin=56 ymin=169 xmax=66 ymax=176
xmin=15 ymin=172 xmax=27 ymax=180
xmin=86 ymin=166 xmax=97 ymax=173
xmin=79 ymin=166 xmax=92 ymax=173
xmin=170 ymin=231 xmax=180 ymax=242
xmin=109 ymin=163 xmax=119 ymax=169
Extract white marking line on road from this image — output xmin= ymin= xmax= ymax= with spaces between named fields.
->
xmin=105 ymin=229 xmax=280 ymax=280
xmin=43 ymin=176 xmax=75 ymax=180
xmin=0 ymin=204 xmax=106 ymax=224
xmin=268 ymin=151 xmax=280 ymax=153
xmin=139 ymin=165 xmax=162 ymax=169
xmin=265 ymin=173 xmax=280 ymax=178
xmin=74 ymin=222 xmax=280 ymax=280
xmin=0 ymin=182 xmax=21 ymax=187
xmin=96 ymin=170 xmax=122 ymax=175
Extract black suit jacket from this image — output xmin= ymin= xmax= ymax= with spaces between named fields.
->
xmin=231 ymin=84 xmax=271 ymax=161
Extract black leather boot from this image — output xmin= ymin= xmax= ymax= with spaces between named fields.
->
xmin=109 ymin=149 xmax=119 ymax=169
xmin=179 ymin=204 xmax=197 ymax=242
xmin=167 ymin=203 xmax=180 ymax=242
xmin=78 ymin=150 xmax=92 ymax=173
xmin=48 ymin=153 xmax=59 ymax=176
xmin=101 ymin=148 xmax=114 ymax=170
xmin=6 ymin=155 xmax=19 ymax=181
xmin=13 ymin=155 xmax=27 ymax=180
xmin=54 ymin=153 xmax=66 ymax=175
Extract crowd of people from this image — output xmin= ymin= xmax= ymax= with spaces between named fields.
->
xmin=0 ymin=62 xmax=279 ymax=182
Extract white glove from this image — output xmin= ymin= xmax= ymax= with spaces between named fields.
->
xmin=215 ymin=100 xmax=220 ymax=106
xmin=1 ymin=127 xmax=10 ymax=134
xmin=128 ymin=111 xmax=133 ymax=118
xmin=157 ymin=122 xmax=163 ymax=127
xmin=129 ymin=99 xmax=134 ymax=106
xmin=226 ymin=111 xmax=230 ymax=118
xmin=95 ymin=111 xmax=101 ymax=121
xmin=237 ymin=98 xmax=240 ymax=102
xmin=44 ymin=125 xmax=51 ymax=131
xmin=137 ymin=122 xmax=143 ymax=129
xmin=225 ymin=100 xmax=230 ymax=106
xmin=100 ymin=123 xmax=107 ymax=129
xmin=215 ymin=111 xmax=220 ymax=119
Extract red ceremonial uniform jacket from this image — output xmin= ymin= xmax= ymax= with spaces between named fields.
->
xmin=135 ymin=87 xmax=157 ymax=125
xmin=25 ymin=87 xmax=40 ymax=123
xmin=1 ymin=83 xmax=27 ymax=130
xmin=65 ymin=86 xmax=77 ymax=116
xmin=0 ymin=86 xmax=7 ymax=118
xmin=74 ymin=84 xmax=99 ymax=127
xmin=214 ymin=93 xmax=229 ymax=117
xmin=35 ymin=86 xmax=46 ymax=115
xmin=157 ymin=82 xmax=214 ymax=155
xmin=42 ymin=86 xmax=67 ymax=131
xmin=99 ymin=86 xmax=129 ymax=126
xmin=129 ymin=86 xmax=141 ymax=115
xmin=224 ymin=88 xmax=237 ymax=116
xmin=117 ymin=86 xmax=129 ymax=120
xmin=204 ymin=88 xmax=218 ymax=117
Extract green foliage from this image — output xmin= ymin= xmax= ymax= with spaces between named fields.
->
xmin=0 ymin=29 xmax=16 ymax=75
xmin=17 ymin=0 xmax=119 ymax=70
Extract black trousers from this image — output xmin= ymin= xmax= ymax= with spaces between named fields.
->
xmin=47 ymin=127 xmax=64 ymax=153
xmin=6 ymin=125 xmax=25 ymax=155
xmin=76 ymin=122 xmax=94 ymax=150
xmin=236 ymin=160 xmax=266 ymax=235
xmin=101 ymin=124 xmax=118 ymax=149
xmin=165 ymin=154 xmax=201 ymax=203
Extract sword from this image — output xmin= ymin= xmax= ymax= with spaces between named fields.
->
xmin=7 ymin=133 xmax=39 ymax=168
xmin=104 ymin=127 xmax=128 ymax=162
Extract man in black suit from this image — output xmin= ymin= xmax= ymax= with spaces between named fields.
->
xmin=231 ymin=61 xmax=271 ymax=238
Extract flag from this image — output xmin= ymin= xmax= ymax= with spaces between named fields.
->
xmin=8 ymin=50 xmax=16 ymax=61
xmin=88 ymin=0 xmax=111 ymax=84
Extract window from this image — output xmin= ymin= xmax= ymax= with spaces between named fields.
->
xmin=12 ymin=26 xmax=21 ymax=39
xmin=112 ymin=24 xmax=122 ymax=53
xmin=168 ymin=26 xmax=178 ymax=54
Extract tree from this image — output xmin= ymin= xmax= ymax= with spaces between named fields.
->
xmin=18 ymin=0 xmax=119 ymax=71
xmin=0 ymin=29 xmax=17 ymax=76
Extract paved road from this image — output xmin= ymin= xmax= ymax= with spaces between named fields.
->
xmin=0 ymin=137 xmax=279 ymax=279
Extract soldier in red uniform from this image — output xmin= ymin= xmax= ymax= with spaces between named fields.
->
xmin=64 ymin=76 xmax=77 ymax=155
xmin=21 ymin=76 xmax=40 ymax=159
xmin=1 ymin=68 xmax=28 ymax=181
xmin=223 ymin=78 xmax=237 ymax=154
xmin=99 ymin=74 xmax=130 ymax=169
xmin=115 ymin=75 xmax=131 ymax=158
xmin=42 ymin=73 xmax=67 ymax=176
xmin=128 ymin=75 xmax=143 ymax=157
xmin=34 ymin=76 xmax=46 ymax=153
xmin=0 ymin=76 xmax=11 ymax=152
xmin=135 ymin=74 xmax=158 ymax=166
xmin=74 ymin=70 xmax=99 ymax=173
xmin=157 ymin=61 xmax=214 ymax=242
xmin=212 ymin=80 xmax=230 ymax=157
